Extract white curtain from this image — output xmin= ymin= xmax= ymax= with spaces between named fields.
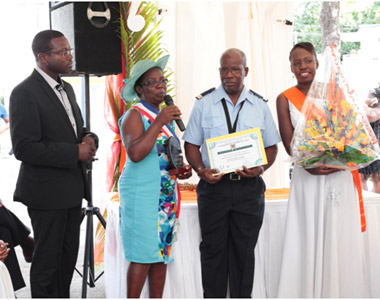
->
xmin=248 ymin=2 xmax=294 ymax=187
xmin=159 ymin=1 xmax=294 ymax=187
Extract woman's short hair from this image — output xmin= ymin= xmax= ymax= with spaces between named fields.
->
xmin=289 ymin=42 xmax=317 ymax=61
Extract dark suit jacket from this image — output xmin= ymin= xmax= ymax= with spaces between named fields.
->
xmin=9 ymin=69 xmax=91 ymax=209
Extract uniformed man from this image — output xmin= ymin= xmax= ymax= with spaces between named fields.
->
xmin=183 ymin=48 xmax=280 ymax=298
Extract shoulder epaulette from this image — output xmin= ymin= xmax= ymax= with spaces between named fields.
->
xmin=196 ymin=87 xmax=215 ymax=100
xmin=249 ymin=89 xmax=268 ymax=102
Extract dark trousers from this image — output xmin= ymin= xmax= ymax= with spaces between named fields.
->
xmin=0 ymin=206 xmax=30 ymax=291
xmin=28 ymin=205 xmax=82 ymax=298
xmin=197 ymin=176 xmax=265 ymax=298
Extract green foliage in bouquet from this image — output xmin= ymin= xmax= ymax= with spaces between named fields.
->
xmin=297 ymin=142 xmax=376 ymax=169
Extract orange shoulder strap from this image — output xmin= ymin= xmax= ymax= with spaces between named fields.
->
xmin=282 ymin=87 xmax=306 ymax=112
xmin=283 ymin=87 xmax=367 ymax=232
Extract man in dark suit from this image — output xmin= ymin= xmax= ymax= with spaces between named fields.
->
xmin=9 ymin=30 xmax=98 ymax=298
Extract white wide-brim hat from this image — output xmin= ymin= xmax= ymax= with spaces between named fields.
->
xmin=121 ymin=55 xmax=169 ymax=102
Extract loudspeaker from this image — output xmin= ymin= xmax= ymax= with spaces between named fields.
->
xmin=50 ymin=2 xmax=122 ymax=76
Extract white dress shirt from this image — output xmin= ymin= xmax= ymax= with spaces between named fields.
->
xmin=35 ymin=66 xmax=78 ymax=136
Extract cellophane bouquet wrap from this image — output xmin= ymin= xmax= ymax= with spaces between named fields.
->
xmin=290 ymin=46 xmax=380 ymax=170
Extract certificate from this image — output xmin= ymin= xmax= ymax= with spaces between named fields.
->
xmin=206 ymin=128 xmax=267 ymax=174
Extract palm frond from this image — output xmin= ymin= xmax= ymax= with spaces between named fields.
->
xmin=106 ymin=2 xmax=173 ymax=191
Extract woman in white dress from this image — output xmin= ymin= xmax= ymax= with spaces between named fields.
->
xmin=276 ymin=42 xmax=367 ymax=298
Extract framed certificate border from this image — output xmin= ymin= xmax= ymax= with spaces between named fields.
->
xmin=206 ymin=128 xmax=267 ymax=175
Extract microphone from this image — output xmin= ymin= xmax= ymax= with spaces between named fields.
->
xmin=164 ymin=95 xmax=186 ymax=132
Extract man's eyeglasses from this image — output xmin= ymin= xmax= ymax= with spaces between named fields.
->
xmin=139 ymin=78 xmax=169 ymax=87
xmin=219 ymin=67 xmax=243 ymax=75
xmin=47 ymin=48 xmax=74 ymax=57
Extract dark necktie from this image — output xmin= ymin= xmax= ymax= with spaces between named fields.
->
xmin=55 ymin=83 xmax=77 ymax=136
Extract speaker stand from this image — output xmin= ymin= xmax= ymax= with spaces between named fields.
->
xmin=78 ymin=187 xmax=107 ymax=297
xmin=74 ymin=74 xmax=106 ymax=298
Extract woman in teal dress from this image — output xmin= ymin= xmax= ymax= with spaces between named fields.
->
xmin=118 ymin=55 xmax=192 ymax=298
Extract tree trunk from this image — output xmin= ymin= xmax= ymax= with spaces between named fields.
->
xmin=320 ymin=1 xmax=340 ymax=56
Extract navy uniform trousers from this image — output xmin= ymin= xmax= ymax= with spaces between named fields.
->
xmin=196 ymin=175 xmax=265 ymax=298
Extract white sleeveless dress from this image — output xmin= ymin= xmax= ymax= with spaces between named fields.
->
xmin=276 ymin=101 xmax=368 ymax=298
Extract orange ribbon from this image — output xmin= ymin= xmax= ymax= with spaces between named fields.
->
xmin=351 ymin=169 xmax=366 ymax=232
xmin=283 ymin=86 xmax=366 ymax=232
xmin=114 ymin=133 xmax=126 ymax=174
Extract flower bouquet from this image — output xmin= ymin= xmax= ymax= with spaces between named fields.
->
xmin=291 ymin=46 xmax=380 ymax=170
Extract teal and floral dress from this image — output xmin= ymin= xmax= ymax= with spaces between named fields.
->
xmin=118 ymin=101 xmax=178 ymax=263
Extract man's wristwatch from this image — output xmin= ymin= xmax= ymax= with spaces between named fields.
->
xmin=258 ymin=166 xmax=265 ymax=175
xmin=196 ymin=167 xmax=205 ymax=175
xmin=84 ymin=132 xmax=99 ymax=149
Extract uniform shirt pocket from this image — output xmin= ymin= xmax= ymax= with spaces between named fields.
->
xmin=202 ymin=115 xmax=226 ymax=138
xmin=243 ymin=118 xmax=265 ymax=131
